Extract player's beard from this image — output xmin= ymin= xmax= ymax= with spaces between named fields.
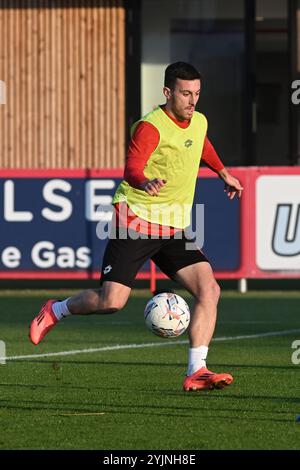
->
xmin=172 ymin=104 xmax=194 ymax=121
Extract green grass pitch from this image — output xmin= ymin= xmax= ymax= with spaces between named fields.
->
xmin=0 ymin=289 xmax=300 ymax=450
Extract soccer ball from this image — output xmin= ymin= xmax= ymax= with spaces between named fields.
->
xmin=144 ymin=292 xmax=190 ymax=338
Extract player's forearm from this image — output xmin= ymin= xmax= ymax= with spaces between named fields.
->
xmin=124 ymin=166 xmax=148 ymax=189
xmin=218 ymin=168 xmax=229 ymax=181
xmin=201 ymin=137 xmax=225 ymax=173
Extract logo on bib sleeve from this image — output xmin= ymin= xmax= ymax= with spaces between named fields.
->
xmin=184 ymin=139 xmax=193 ymax=148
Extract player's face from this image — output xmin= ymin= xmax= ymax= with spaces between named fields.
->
xmin=164 ymin=78 xmax=201 ymax=121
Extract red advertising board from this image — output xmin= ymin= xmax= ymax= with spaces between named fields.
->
xmin=0 ymin=168 xmax=299 ymax=286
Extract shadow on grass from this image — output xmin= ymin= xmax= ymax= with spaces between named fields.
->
xmin=0 ymin=399 xmax=194 ymax=418
xmin=6 ymin=359 xmax=300 ymax=371
xmin=0 ymin=399 xmax=296 ymax=424
xmin=1 ymin=381 xmax=300 ymax=406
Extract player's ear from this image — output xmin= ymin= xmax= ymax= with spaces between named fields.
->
xmin=163 ymin=86 xmax=172 ymax=100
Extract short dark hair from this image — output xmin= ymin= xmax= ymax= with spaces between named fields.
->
xmin=164 ymin=62 xmax=201 ymax=89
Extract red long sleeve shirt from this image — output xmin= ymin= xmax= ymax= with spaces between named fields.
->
xmin=115 ymin=106 xmax=225 ymax=235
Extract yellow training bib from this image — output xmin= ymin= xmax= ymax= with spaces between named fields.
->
xmin=113 ymin=106 xmax=207 ymax=228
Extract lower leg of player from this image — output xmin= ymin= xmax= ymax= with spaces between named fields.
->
xmin=29 ymin=282 xmax=131 ymax=345
xmin=187 ymin=284 xmax=219 ymax=375
xmin=184 ymin=288 xmax=233 ymax=390
xmin=58 ymin=282 xmax=131 ymax=316
xmin=174 ymin=262 xmax=233 ymax=390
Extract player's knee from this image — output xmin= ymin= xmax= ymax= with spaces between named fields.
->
xmin=212 ymin=281 xmax=221 ymax=302
xmin=196 ymin=280 xmax=220 ymax=304
xmin=207 ymin=281 xmax=220 ymax=304
xmin=205 ymin=280 xmax=221 ymax=302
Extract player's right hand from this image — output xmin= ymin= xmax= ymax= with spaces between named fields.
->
xmin=141 ymin=178 xmax=167 ymax=196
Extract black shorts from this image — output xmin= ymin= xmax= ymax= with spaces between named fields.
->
xmin=100 ymin=229 xmax=209 ymax=288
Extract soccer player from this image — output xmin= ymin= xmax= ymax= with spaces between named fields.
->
xmin=30 ymin=62 xmax=243 ymax=391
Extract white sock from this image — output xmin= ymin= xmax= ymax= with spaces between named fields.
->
xmin=187 ymin=345 xmax=209 ymax=376
xmin=52 ymin=298 xmax=72 ymax=321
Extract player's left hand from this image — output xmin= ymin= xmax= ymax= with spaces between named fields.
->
xmin=219 ymin=170 xmax=243 ymax=200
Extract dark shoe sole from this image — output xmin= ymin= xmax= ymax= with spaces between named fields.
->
xmin=183 ymin=378 xmax=233 ymax=392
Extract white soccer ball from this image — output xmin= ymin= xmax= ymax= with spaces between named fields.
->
xmin=144 ymin=292 xmax=190 ymax=338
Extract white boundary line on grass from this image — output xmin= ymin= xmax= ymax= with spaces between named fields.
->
xmin=1 ymin=328 xmax=300 ymax=361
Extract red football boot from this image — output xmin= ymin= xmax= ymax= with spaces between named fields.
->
xmin=29 ymin=299 xmax=58 ymax=345
xmin=183 ymin=366 xmax=233 ymax=391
